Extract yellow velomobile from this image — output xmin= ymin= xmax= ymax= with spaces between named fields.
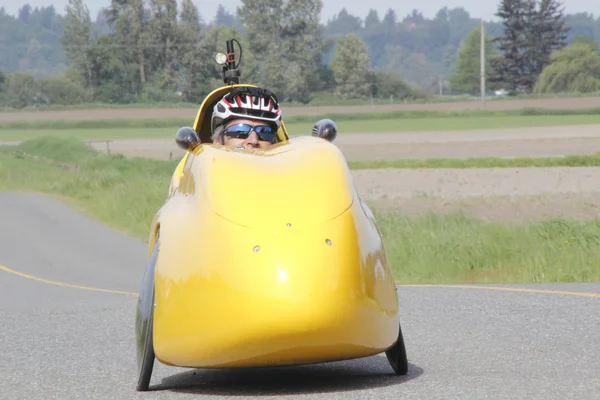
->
xmin=134 ymin=39 xmax=408 ymax=392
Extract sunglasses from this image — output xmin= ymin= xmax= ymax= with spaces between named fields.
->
xmin=222 ymin=123 xmax=278 ymax=143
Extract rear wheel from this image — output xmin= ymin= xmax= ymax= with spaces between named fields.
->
xmin=385 ymin=322 xmax=408 ymax=375
xmin=135 ymin=234 xmax=159 ymax=391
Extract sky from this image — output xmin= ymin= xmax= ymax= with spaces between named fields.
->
xmin=1 ymin=0 xmax=598 ymax=23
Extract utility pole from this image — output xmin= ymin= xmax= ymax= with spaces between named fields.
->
xmin=480 ymin=18 xmax=486 ymax=105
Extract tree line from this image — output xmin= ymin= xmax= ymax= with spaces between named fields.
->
xmin=1 ymin=0 xmax=599 ymax=108
xmin=449 ymin=0 xmax=600 ymax=96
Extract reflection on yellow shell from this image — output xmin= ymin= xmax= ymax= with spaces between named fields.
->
xmin=150 ymin=136 xmax=400 ymax=368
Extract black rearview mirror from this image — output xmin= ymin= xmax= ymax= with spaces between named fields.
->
xmin=312 ymin=119 xmax=337 ymax=142
xmin=175 ymin=127 xmax=200 ymax=151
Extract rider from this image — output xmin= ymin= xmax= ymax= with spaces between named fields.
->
xmin=211 ymin=87 xmax=283 ymax=149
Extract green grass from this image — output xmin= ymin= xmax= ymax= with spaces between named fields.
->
xmin=1 ymin=136 xmax=599 ymax=284
xmin=0 ymin=127 xmax=187 ymax=142
xmin=0 ymin=137 xmax=178 ymax=240
xmin=348 ymin=154 xmax=600 ymax=169
xmin=378 ymin=212 xmax=600 ymax=284
xmin=4 ymin=106 xmax=600 ymax=130
xmin=2 ymin=114 xmax=600 ymax=142
xmin=3 ymin=90 xmax=600 ymax=112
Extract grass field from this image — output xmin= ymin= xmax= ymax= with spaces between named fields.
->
xmin=2 ymin=136 xmax=599 ymax=285
xmin=2 ymin=114 xmax=600 ymax=142
xmin=4 ymin=107 xmax=600 ymax=129
xmin=348 ymin=153 xmax=600 ymax=169
xmin=2 ymin=90 xmax=600 ymax=112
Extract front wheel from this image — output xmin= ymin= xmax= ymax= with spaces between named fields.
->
xmin=135 ymin=234 xmax=159 ymax=391
xmin=136 ymin=290 xmax=156 ymax=391
xmin=385 ymin=322 xmax=408 ymax=375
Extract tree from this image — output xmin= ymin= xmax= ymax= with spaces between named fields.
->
xmin=1 ymin=73 xmax=38 ymax=108
xmin=403 ymin=9 xmax=425 ymax=24
xmin=535 ymin=39 xmax=600 ymax=93
xmin=180 ymin=0 xmax=202 ymax=35
xmin=324 ymin=8 xmax=362 ymax=36
xmin=449 ymin=26 xmax=498 ymax=95
xmin=523 ymin=0 xmax=569 ymax=90
xmin=237 ymin=0 xmax=325 ymax=103
xmin=382 ymin=8 xmax=396 ymax=26
xmin=489 ymin=0 xmax=529 ymax=93
xmin=19 ymin=39 xmax=52 ymax=77
xmin=442 ymin=43 xmax=458 ymax=77
xmin=18 ymin=4 xmax=32 ymax=23
xmin=399 ymin=52 xmax=438 ymax=91
xmin=61 ymin=0 xmax=96 ymax=89
xmin=572 ymin=34 xmax=599 ymax=49
xmin=564 ymin=12 xmax=596 ymax=43
xmin=430 ymin=8 xmax=451 ymax=50
xmin=147 ymin=0 xmax=180 ymax=87
xmin=364 ymin=9 xmax=380 ymax=30
xmin=177 ymin=0 xmax=204 ymax=99
xmin=491 ymin=0 xmax=569 ymax=94
xmin=104 ymin=0 xmax=151 ymax=86
xmin=447 ymin=7 xmax=476 ymax=46
xmin=370 ymin=69 xmax=422 ymax=100
xmin=331 ymin=33 xmax=371 ymax=99
xmin=214 ymin=4 xmax=234 ymax=27
xmin=83 ymin=35 xmax=137 ymax=103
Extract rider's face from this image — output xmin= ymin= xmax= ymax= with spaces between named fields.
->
xmin=215 ymin=118 xmax=277 ymax=149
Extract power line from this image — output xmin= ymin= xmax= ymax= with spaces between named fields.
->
xmin=0 ymin=41 xmax=209 ymax=50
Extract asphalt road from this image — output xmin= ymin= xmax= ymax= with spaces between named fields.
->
xmin=1 ymin=192 xmax=599 ymax=400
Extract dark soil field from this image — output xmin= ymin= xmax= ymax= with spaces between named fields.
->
xmin=2 ymin=96 xmax=600 ymax=121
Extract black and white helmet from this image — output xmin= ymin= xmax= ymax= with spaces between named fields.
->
xmin=211 ymin=87 xmax=283 ymax=134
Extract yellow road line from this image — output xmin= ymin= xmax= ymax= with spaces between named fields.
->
xmin=399 ymin=284 xmax=600 ymax=298
xmin=0 ymin=264 xmax=137 ymax=296
xmin=2 ymin=262 xmax=598 ymax=299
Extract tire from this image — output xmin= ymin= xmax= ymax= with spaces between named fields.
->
xmin=385 ymin=321 xmax=408 ymax=375
xmin=135 ymin=234 xmax=159 ymax=391
xmin=136 ymin=290 xmax=156 ymax=391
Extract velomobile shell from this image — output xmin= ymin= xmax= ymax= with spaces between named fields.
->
xmin=151 ymin=136 xmax=400 ymax=368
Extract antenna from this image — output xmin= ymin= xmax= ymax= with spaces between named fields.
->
xmin=214 ymin=39 xmax=242 ymax=85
